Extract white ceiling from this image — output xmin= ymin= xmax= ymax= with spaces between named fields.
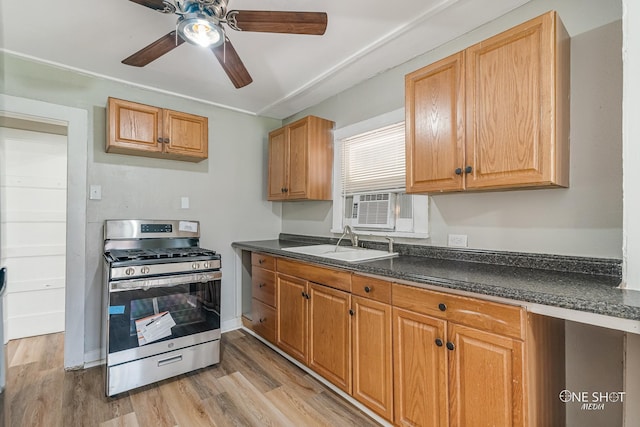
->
xmin=1 ymin=0 xmax=530 ymax=119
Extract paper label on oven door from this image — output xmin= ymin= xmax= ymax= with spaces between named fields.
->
xmin=178 ymin=221 xmax=198 ymax=233
xmin=135 ymin=311 xmax=177 ymax=346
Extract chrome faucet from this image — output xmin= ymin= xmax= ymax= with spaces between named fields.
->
xmin=385 ymin=237 xmax=394 ymax=253
xmin=336 ymin=225 xmax=359 ymax=250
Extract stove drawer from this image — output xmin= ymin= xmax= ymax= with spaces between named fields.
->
xmin=252 ymin=267 xmax=276 ymax=306
xmin=106 ymin=339 xmax=220 ymax=396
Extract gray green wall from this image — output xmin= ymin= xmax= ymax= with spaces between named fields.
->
xmin=282 ymin=0 xmax=623 ymax=259
xmin=1 ymin=54 xmax=282 ymax=360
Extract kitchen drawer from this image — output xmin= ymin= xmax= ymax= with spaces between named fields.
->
xmin=252 ymin=266 xmax=276 ymax=307
xmin=107 ymin=339 xmax=220 ymax=396
xmin=352 ymin=274 xmax=391 ymax=304
xmin=277 ymin=258 xmax=351 ymax=292
xmin=392 ymin=283 xmax=525 ymax=340
xmin=252 ymin=298 xmax=276 ymax=343
xmin=251 ymin=252 xmax=276 ymax=270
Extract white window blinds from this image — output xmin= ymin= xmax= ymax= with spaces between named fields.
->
xmin=340 ymin=121 xmax=406 ymax=194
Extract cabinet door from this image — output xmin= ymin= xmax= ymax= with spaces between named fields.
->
xmin=393 ymin=308 xmax=448 ymax=427
xmin=352 ymin=296 xmax=393 ymax=421
xmin=447 ymin=323 xmax=525 ymax=427
xmin=107 ymin=98 xmax=163 ymax=154
xmin=465 ymin=11 xmax=562 ymax=189
xmin=405 ymin=52 xmax=465 ymax=193
xmin=276 ymin=274 xmax=308 ymax=363
xmin=286 ymin=119 xmax=309 ymax=199
xmin=308 ymin=283 xmax=351 ymax=393
xmin=268 ymin=127 xmax=288 ymax=200
xmin=163 ymin=109 xmax=208 ymax=160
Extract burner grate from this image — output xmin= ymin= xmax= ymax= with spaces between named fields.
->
xmin=107 ymin=248 xmax=217 ymax=262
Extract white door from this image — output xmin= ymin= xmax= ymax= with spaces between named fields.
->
xmin=0 ymin=127 xmax=67 ymax=339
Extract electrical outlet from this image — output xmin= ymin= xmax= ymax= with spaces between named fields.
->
xmin=181 ymin=197 xmax=190 ymax=209
xmin=448 ymin=234 xmax=468 ymax=247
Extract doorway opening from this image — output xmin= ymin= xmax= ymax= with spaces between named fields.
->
xmin=0 ymin=124 xmax=68 ymax=340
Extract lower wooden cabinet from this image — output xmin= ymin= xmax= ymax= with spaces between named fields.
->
xmin=250 ymin=254 xmax=564 ymax=426
xmin=250 ymin=253 xmax=277 ymax=344
xmin=448 ymin=323 xmax=525 ymax=427
xmin=309 ymin=283 xmax=352 ymax=393
xmin=393 ymin=307 xmax=448 ymax=427
xmin=392 ymin=283 xmax=565 ymax=427
xmin=276 ymin=273 xmax=308 ymax=363
xmin=352 ymin=296 xmax=394 ymax=421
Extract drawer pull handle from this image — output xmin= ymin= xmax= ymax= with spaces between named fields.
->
xmin=435 ymin=338 xmax=443 ymax=347
xmin=364 ymin=286 xmax=371 ymax=293
xmin=438 ymin=303 xmax=447 ymax=312
xmin=158 ymin=355 xmax=182 ymax=367
xmin=446 ymin=342 xmax=455 ymax=351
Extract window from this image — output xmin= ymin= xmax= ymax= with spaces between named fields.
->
xmin=331 ymin=109 xmax=428 ymax=238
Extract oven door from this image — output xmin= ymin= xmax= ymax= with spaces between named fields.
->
xmin=107 ymin=271 xmax=221 ymax=366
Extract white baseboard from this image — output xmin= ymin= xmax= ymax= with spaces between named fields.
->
xmin=221 ymin=316 xmax=242 ymax=332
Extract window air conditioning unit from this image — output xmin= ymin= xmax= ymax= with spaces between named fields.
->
xmin=347 ymin=192 xmax=396 ymax=230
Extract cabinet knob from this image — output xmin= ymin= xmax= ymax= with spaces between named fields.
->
xmin=283 ymin=188 xmax=289 ymax=193
xmin=438 ymin=303 xmax=447 ymax=312
xmin=446 ymin=341 xmax=455 ymax=351
xmin=349 ymin=309 xmax=355 ymax=316
xmin=364 ymin=286 xmax=371 ymax=293
xmin=157 ymin=137 xmax=163 ymax=143
xmin=301 ymin=291 xmax=310 ymax=300
xmin=258 ymin=259 xmax=264 ymax=264
xmin=465 ymin=166 xmax=472 ymax=174
xmin=455 ymin=168 xmax=462 ymax=175
xmin=281 ymin=188 xmax=285 ymax=193
xmin=258 ymin=283 xmax=265 ymax=288
xmin=259 ymin=318 xmax=266 ymax=323
xmin=435 ymin=338 xmax=443 ymax=347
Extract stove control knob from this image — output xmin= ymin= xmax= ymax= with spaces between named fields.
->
xmin=192 ymin=263 xmax=200 ymax=270
xmin=140 ymin=267 xmax=150 ymax=275
xmin=125 ymin=267 xmax=135 ymax=276
xmin=204 ymin=262 xmax=210 ymax=269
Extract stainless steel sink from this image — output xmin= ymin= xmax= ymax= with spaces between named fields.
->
xmin=282 ymin=244 xmax=397 ymax=263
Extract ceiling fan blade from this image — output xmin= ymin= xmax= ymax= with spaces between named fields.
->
xmin=122 ymin=31 xmax=185 ymax=67
xmin=211 ymin=38 xmax=253 ymax=88
xmin=129 ymin=0 xmax=169 ymax=11
xmin=228 ymin=10 xmax=328 ymax=35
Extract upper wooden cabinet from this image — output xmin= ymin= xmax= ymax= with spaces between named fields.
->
xmin=406 ymin=11 xmax=570 ymax=193
xmin=107 ymin=97 xmax=208 ymax=162
xmin=267 ymin=115 xmax=335 ymax=201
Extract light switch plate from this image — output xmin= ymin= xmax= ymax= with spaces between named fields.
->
xmin=89 ymin=185 xmax=102 ymax=200
xmin=181 ymin=197 xmax=190 ymax=209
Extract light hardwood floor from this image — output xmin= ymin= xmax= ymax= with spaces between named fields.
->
xmin=4 ymin=330 xmax=380 ymax=427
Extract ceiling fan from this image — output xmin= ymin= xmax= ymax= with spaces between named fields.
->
xmin=122 ymin=0 xmax=328 ymax=88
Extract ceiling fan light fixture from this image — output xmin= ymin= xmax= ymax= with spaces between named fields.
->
xmin=177 ymin=13 xmax=224 ymax=48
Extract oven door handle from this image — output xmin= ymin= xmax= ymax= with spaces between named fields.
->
xmin=109 ymin=271 xmax=222 ymax=292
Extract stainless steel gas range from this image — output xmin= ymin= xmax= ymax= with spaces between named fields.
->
xmin=103 ymin=219 xmax=221 ymax=396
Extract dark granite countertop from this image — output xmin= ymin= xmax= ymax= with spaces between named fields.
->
xmin=232 ymin=235 xmax=640 ymax=323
